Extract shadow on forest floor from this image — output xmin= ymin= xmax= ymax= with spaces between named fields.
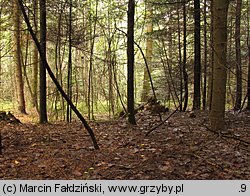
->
xmin=0 ymin=110 xmax=249 ymax=179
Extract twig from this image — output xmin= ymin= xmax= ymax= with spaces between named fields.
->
xmin=145 ymin=105 xmax=180 ymax=136
xmin=205 ymin=125 xmax=250 ymax=145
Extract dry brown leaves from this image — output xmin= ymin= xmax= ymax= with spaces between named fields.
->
xmin=0 ymin=110 xmax=249 ymax=179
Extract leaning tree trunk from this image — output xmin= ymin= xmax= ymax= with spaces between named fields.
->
xmin=209 ymin=0 xmax=230 ymax=131
xmin=13 ymin=0 xmax=26 ymax=114
xmin=18 ymin=0 xmax=99 ymax=150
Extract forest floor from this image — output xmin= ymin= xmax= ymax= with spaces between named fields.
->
xmin=0 ymin=110 xmax=249 ymax=179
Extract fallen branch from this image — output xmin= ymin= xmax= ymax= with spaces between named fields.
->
xmin=204 ymin=125 xmax=250 ymax=145
xmin=145 ymin=105 xmax=180 ymax=136
xmin=18 ymin=0 xmax=99 ymax=150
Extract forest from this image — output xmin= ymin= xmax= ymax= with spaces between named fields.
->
xmin=0 ymin=0 xmax=249 ymax=179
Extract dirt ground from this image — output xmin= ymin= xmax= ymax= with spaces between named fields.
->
xmin=0 ymin=110 xmax=249 ymax=179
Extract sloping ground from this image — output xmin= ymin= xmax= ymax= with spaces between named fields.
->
xmin=0 ymin=111 xmax=249 ymax=179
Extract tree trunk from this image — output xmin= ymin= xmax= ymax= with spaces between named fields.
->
xmin=18 ymin=0 xmax=99 ymax=150
xmin=88 ymin=0 xmax=98 ymax=120
xmin=55 ymin=2 xmax=66 ymax=120
xmin=108 ymin=40 xmax=115 ymax=117
xmin=209 ymin=0 xmax=230 ymax=131
xmin=39 ymin=0 xmax=48 ymax=123
xmin=141 ymin=0 xmax=153 ymax=102
xmin=67 ymin=0 xmax=73 ymax=122
xmin=234 ymin=0 xmax=242 ymax=110
xmin=247 ymin=2 xmax=250 ymax=110
xmin=177 ymin=9 xmax=183 ymax=111
xmin=0 ymin=13 xmax=1 ymax=98
xmin=127 ymin=0 xmax=136 ymax=125
xmin=207 ymin=0 xmax=214 ymax=110
xmin=13 ymin=0 xmax=26 ymax=114
xmin=193 ymin=0 xmax=201 ymax=110
xmin=183 ymin=1 xmax=188 ymax=112
xmin=203 ymin=0 xmax=208 ymax=110
xmin=32 ymin=0 xmax=38 ymax=109
xmin=247 ymin=42 xmax=250 ymax=110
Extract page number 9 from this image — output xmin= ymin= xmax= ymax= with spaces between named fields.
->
xmin=240 ymin=184 xmax=246 ymax=193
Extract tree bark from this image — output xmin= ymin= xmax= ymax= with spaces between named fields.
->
xmin=13 ymin=0 xmax=26 ymax=114
xmin=127 ymin=0 xmax=136 ymax=125
xmin=209 ymin=0 xmax=230 ymax=131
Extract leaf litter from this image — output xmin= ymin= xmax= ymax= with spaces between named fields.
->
xmin=0 ymin=110 xmax=249 ymax=179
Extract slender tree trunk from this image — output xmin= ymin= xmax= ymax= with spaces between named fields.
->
xmin=227 ymin=16 xmax=234 ymax=106
xmin=183 ymin=1 xmax=188 ymax=112
xmin=207 ymin=0 xmax=214 ymax=110
xmin=193 ymin=0 xmax=201 ymax=110
xmin=18 ymin=0 xmax=99 ymax=150
xmin=234 ymin=0 xmax=242 ymax=110
xmin=107 ymin=0 xmax=115 ymax=117
xmin=88 ymin=0 xmax=98 ymax=120
xmin=127 ymin=0 xmax=136 ymax=125
xmin=247 ymin=44 xmax=250 ymax=110
xmin=67 ymin=0 xmax=73 ymax=122
xmin=141 ymin=0 xmax=153 ymax=102
xmin=203 ymin=0 xmax=208 ymax=110
xmin=32 ymin=0 xmax=38 ymax=109
xmin=209 ymin=0 xmax=230 ymax=131
xmin=55 ymin=2 xmax=66 ymax=120
xmin=108 ymin=40 xmax=114 ymax=117
xmin=177 ymin=10 xmax=183 ymax=111
xmin=39 ymin=0 xmax=48 ymax=123
xmin=247 ymin=1 xmax=250 ymax=110
xmin=0 ymin=13 xmax=2 ymax=98
xmin=23 ymin=32 xmax=38 ymax=113
xmin=13 ymin=0 xmax=26 ymax=114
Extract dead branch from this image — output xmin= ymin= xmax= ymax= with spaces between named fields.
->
xmin=204 ymin=125 xmax=250 ymax=145
xmin=145 ymin=105 xmax=180 ymax=136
